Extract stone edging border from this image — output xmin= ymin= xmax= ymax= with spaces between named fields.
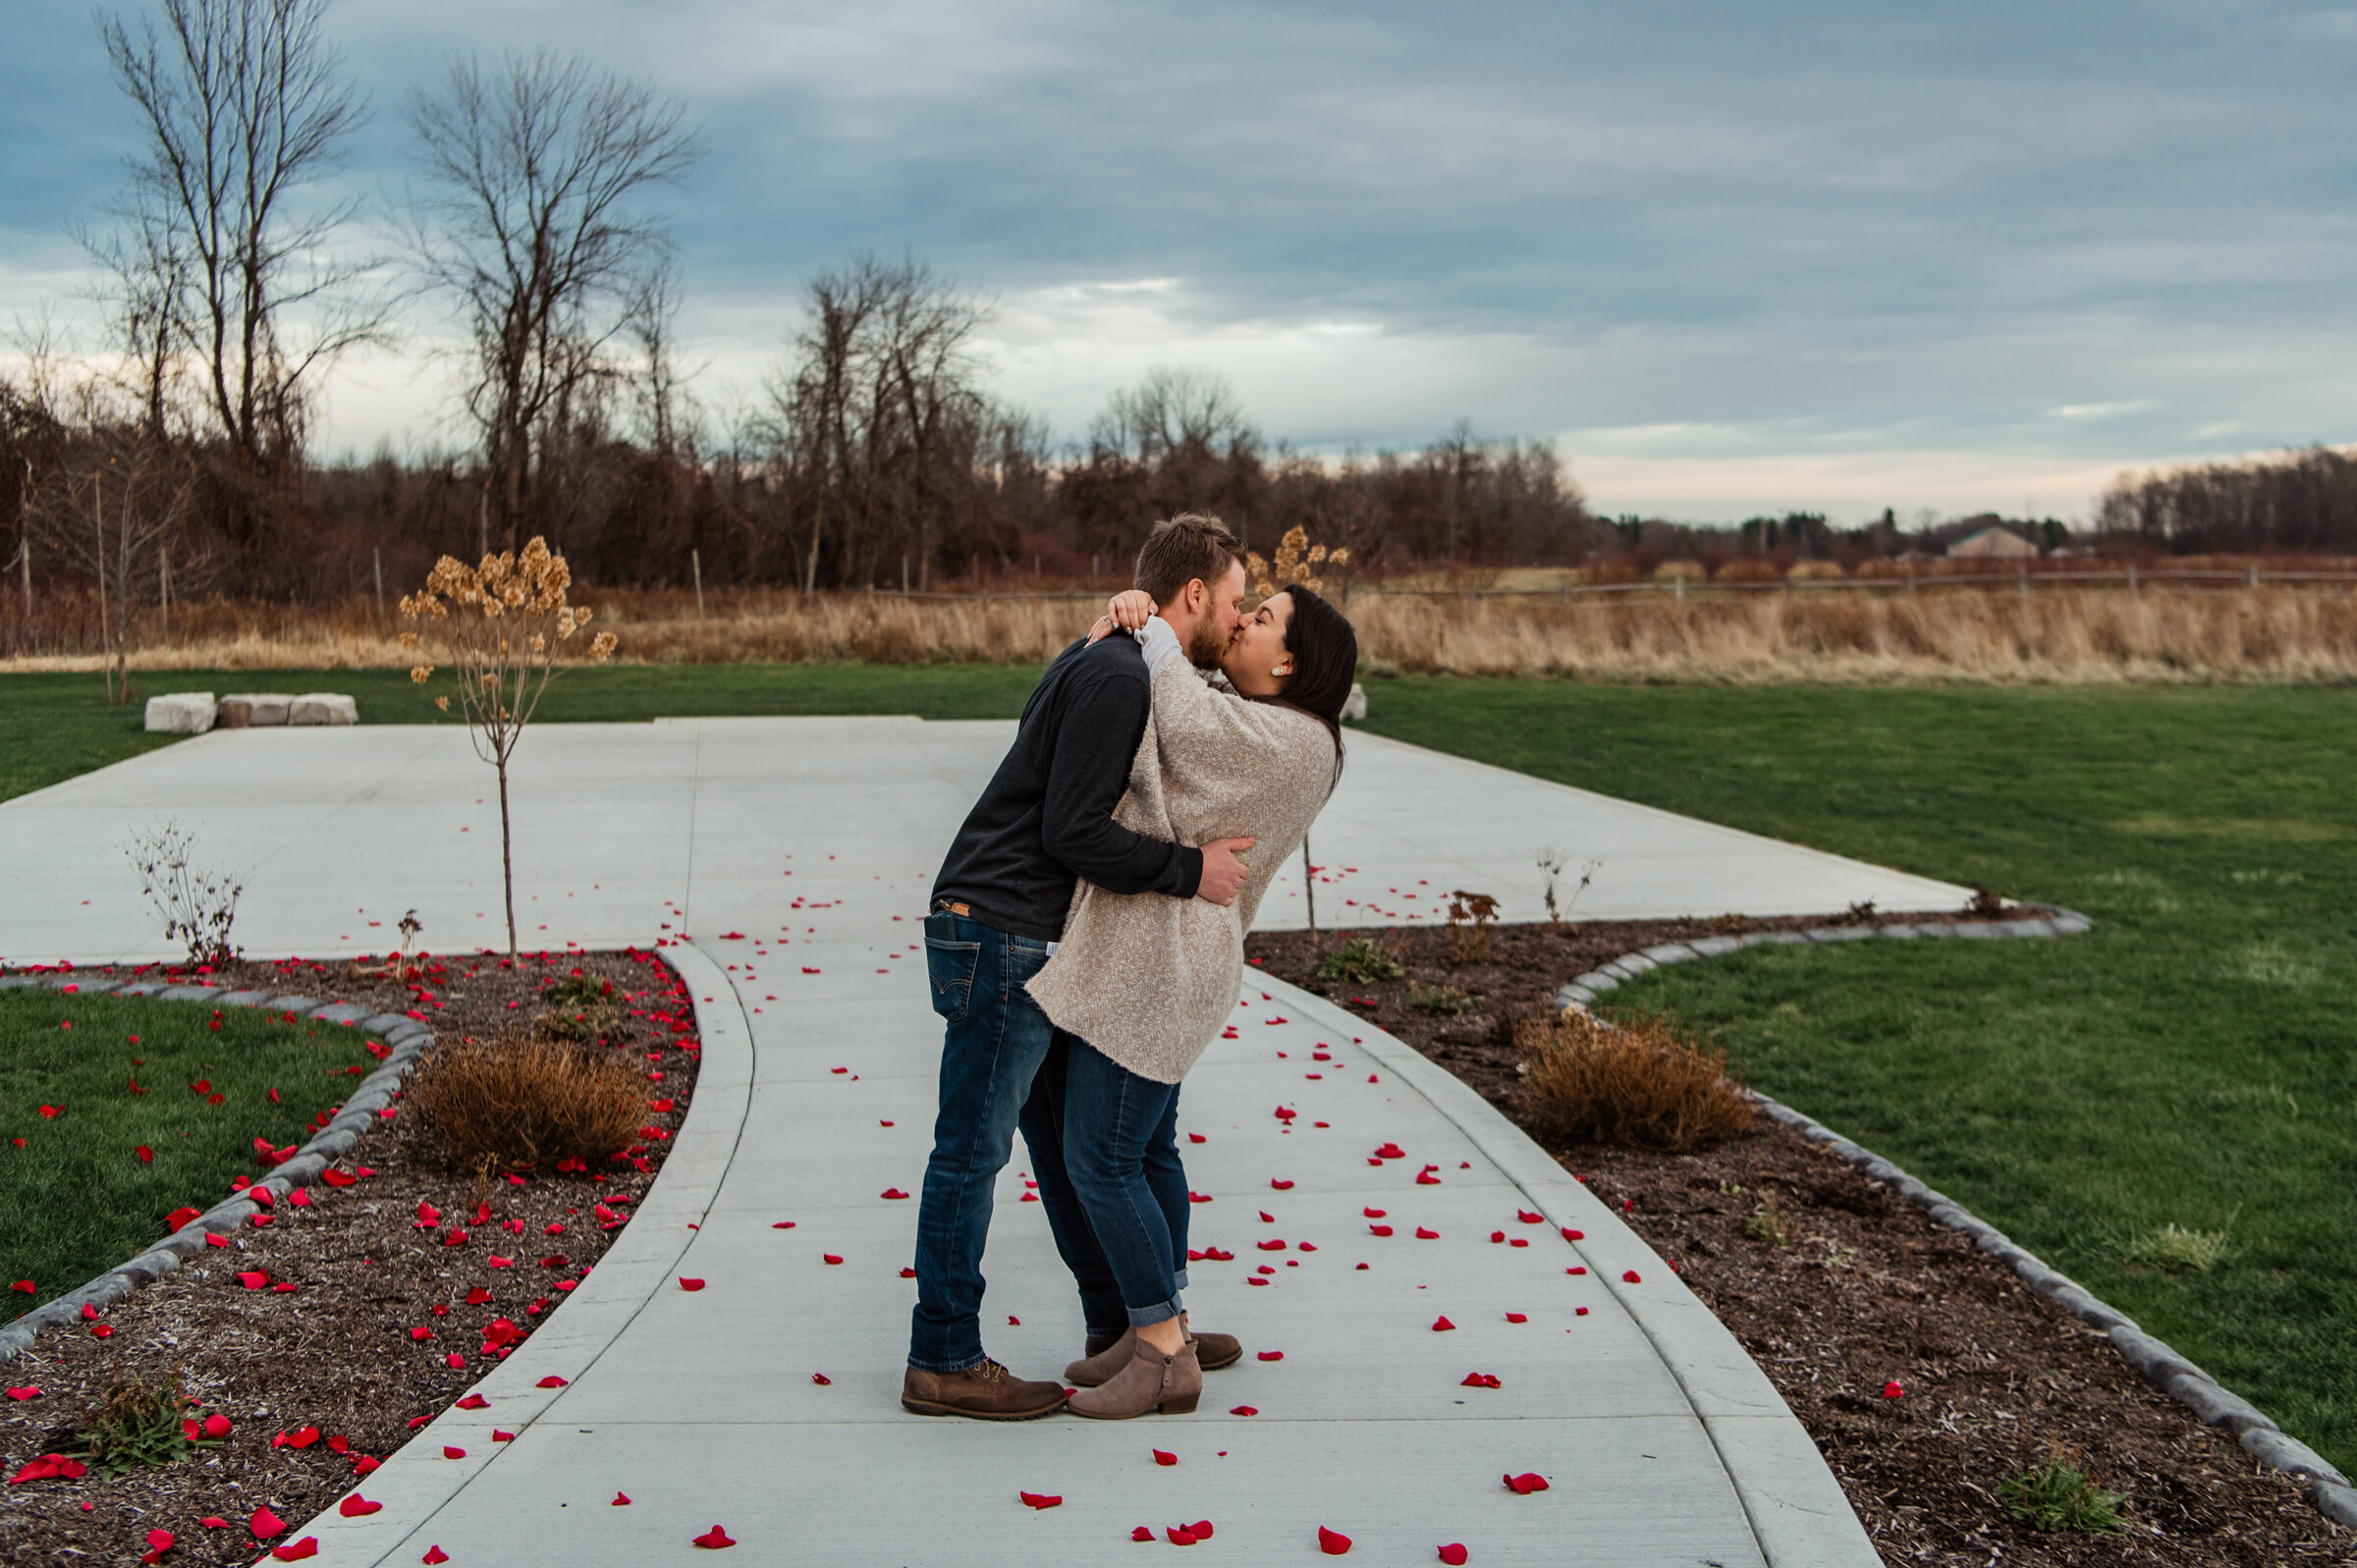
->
xmin=1547 ymin=908 xmax=2357 ymax=1532
xmin=0 ymin=971 xmax=433 ymax=1359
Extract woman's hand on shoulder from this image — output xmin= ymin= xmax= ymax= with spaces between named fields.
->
xmin=1087 ymin=614 xmax=1117 ymax=644
xmin=1107 ymin=589 xmax=1156 ymax=631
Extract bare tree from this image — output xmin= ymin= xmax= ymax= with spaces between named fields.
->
xmin=27 ymin=427 xmax=197 ymax=703
xmin=1089 ymin=366 xmax=1252 ymax=464
xmin=628 ymin=261 xmax=700 ymax=459
xmin=98 ymin=0 xmax=383 ymax=473
xmin=768 ymin=256 xmax=993 ymax=591
xmin=406 ymin=51 xmax=702 ymax=553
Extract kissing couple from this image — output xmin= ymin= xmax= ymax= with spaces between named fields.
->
xmin=903 ymin=513 xmax=1359 ymax=1421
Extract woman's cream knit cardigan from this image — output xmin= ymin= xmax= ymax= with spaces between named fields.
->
xmin=1026 ymin=620 xmax=1338 ymax=1085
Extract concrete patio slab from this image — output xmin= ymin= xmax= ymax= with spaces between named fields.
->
xmin=0 ymin=716 xmax=1904 ymax=1565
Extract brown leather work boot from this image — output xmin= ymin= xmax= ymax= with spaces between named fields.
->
xmin=901 ymin=1357 xmax=1068 ymax=1420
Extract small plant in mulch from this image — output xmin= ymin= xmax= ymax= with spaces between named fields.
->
xmin=533 ymin=972 xmax=622 ymax=1043
xmin=1408 ymin=982 xmax=1481 ymax=1015
xmin=405 ymin=1030 xmax=643 ymax=1174
xmin=2001 ymin=1442 xmax=2128 ymax=1533
xmin=1314 ymin=936 xmax=1405 ymax=984
xmin=70 ymin=1371 xmax=221 ymax=1478
xmin=1967 ymin=886 xmax=2006 ymax=916
xmin=2118 ymin=1220 xmax=2235 ymax=1273
xmin=1444 ymin=889 xmax=1501 ymax=964
xmin=1745 ymin=1195 xmax=1794 ymax=1247
xmin=1839 ymin=898 xmax=1878 ymax=924
xmin=1515 ymin=1009 xmax=1751 ymax=1154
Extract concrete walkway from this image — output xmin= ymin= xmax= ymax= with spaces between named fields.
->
xmin=0 ymin=719 xmax=1948 ymax=1564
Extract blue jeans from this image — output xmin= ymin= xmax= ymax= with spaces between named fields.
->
xmin=910 ymin=908 xmax=1125 ymax=1372
xmin=1062 ymin=1038 xmax=1190 ymax=1328
xmin=1025 ymin=1032 xmax=1189 ymax=1340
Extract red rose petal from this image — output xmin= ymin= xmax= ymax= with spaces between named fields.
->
xmin=810 ymin=1373 xmax=832 ymax=1384
xmin=1256 ymin=1350 xmax=1284 ymax=1362
xmin=1167 ymin=1528 xmax=1196 ymax=1545
xmin=4 ymin=1386 xmax=38 ymax=1401
xmin=443 ymin=1445 xmax=466 ymax=1459
xmin=537 ymin=1376 xmax=569 ymax=1388
xmin=1187 ymin=1133 xmax=1206 ymax=1144
xmin=612 ymin=1492 xmax=631 ymax=1505
xmin=1432 ymin=1316 xmax=1455 ymax=1331
xmin=204 ymin=1233 xmax=230 ymax=1248
xmin=1506 ymin=1313 xmax=1528 ymax=1324
xmin=1505 ymin=1471 xmax=1551 ymax=1494
xmin=1132 ymin=1527 xmax=1154 ymax=1541
xmin=1270 ymin=1179 xmax=1293 ymax=1190
xmin=250 ymin=1505 xmax=287 ymax=1539
xmin=1018 ymin=1491 xmax=1063 ymax=1509
xmin=822 ymin=1255 xmax=843 ymax=1266
xmin=340 ymin=1496 xmax=383 ymax=1517
xmin=1415 ymin=1227 xmax=1439 ymax=1240
xmin=679 ymin=1277 xmax=705 ymax=1291
xmin=1440 ymin=1544 xmax=1469 ymax=1565
xmin=1562 ymin=1227 xmax=1584 ymax=1242
xmin=354 ymin=1456 xmax=382 ymax=1475
xmin=456 ymin=1394 xmax=489 ymax=1409
xmin=1621 ymin=1270 xmax=1642 ymax=1283
xmin=771 ymin=1221 xmax=795 ymax=1229
xmin=422 ymin=1549 xmax=450 ymax=1565
xmin=1229 ymin=1405 xmax=1257 ymax=1416
xmin=880 ymin=1188 xmax=909 ymax=1200
xmin=1318 ymin=1525 xmax=1353 ymax=1555
xmin=272 ymin=1539 xmax=319 ymax=1561
xmin=1188 ymin=1521 xmax=1214 ymax=1540
xmin=1368 ymin=1224 xmax=1393 ymax=1236
xmin=1883 ymin=1380 xmax=1904 ymax=1399
xmin=1152 ymin=1448 xmax=1177 ymax=1466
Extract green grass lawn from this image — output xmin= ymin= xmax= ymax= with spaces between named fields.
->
xmin=0 ymin=665 xmax=1046 ymax=805
xmin=1357 ymin=677 xmax=2357 ymax=1479
xmin=0 ymin=989 xmax=384 ymax=1308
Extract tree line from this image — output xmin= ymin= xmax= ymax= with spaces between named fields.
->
xmin=2095 ymin=446 xmax=2357 ymax=556
xmin=1 ymin=0 xmax=1594 ymax=664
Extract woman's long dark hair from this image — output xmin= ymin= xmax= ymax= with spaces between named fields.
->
xmin=1257 ymin=583 xmax=1357 ymax=788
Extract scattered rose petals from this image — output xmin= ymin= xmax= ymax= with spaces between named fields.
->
xmin=4 ymin=1386 xmax=37 ymax=1401
xmin=1018 ymin=1491 xmax=1063 ymax=1510
xmin=1318 ymin=1525 xmax=1352 ymax=1555
xmin=9 ymin=1453 xmax=88 ymax=1483
xmin=1504 ymin=1472 xmax=1551 ymax=1494
xmin=1461 ymin=1373 xmax=1502 ymax=1388
xmin=340 ymin=1496 xmax=383 ymax=1517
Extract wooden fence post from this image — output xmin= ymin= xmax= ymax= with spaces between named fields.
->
xmin=691 ymin=549 xmax=705 ymax=619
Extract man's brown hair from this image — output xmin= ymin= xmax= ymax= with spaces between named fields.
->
xmin=1132 ymin=513 xmax=1241 ymax=606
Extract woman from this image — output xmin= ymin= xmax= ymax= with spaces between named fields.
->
xmin=1026 ymin=580 xmax=1358 ymax=1419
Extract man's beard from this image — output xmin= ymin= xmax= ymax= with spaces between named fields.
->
xmin=1185 ymin=615 xmax=1228 ymax=671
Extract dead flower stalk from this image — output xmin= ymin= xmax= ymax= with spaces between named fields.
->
xmin=398 ymin=537 xmax=617 ymax=957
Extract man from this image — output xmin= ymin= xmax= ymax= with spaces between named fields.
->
xmin=903 ymin=514 xmax=1255 ymax=1420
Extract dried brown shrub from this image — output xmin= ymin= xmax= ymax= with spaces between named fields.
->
xmin=1516 ymin=1009 xmax=1751 ymax=1154
xmin=406 ymin=1031 xmax=644 ymax=1173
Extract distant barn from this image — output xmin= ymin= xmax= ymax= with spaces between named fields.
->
xmin=1948 ymin=524 xmax=2042 ymax=560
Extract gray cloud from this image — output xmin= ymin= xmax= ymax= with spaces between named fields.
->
xmin=6 ymin=0 xmax=2356 ymax=516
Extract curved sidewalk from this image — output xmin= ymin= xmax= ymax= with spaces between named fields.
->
xmin=0 ymin=718 xmax=1911 ymax=1563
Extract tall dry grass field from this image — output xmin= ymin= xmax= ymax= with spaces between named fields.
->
xmin=5 ymin=583 xmax=2356 ymax=683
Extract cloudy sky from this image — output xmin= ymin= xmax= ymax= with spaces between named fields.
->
xmin=5 ymin=0 xmax=2354 ymax=521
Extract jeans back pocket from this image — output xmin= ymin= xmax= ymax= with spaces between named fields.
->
xmin=925 ymin=937 xmax=982 ymax=1022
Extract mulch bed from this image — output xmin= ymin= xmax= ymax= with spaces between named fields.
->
xmin=1246 ymin=918 xmax=2351 ymax=1566
xmin=0 ymin=946 xmax=700 ymax=1568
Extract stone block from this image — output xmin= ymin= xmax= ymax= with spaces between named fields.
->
xmin=143 ymin=692 xmax=216 ymax=733
xmin=1340 ymin=681 xmax=1367 ymax=722
xmin=311 ymin=1002 xmax=374 ymax=1025
xmin=291 ymin=692 xmax=358 ymax=726
xmin=223 ymin=692 xmax=295 ymax=726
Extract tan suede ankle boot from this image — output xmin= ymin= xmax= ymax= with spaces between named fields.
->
xmin=1065 ymin=1327 xmax=1136 ymax=1386
xmin=1068 ymin=1336 xmax=1200 ymax=1419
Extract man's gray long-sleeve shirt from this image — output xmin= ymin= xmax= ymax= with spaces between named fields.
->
xmin=929 ymin=634 xmax=1202 ymax=942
